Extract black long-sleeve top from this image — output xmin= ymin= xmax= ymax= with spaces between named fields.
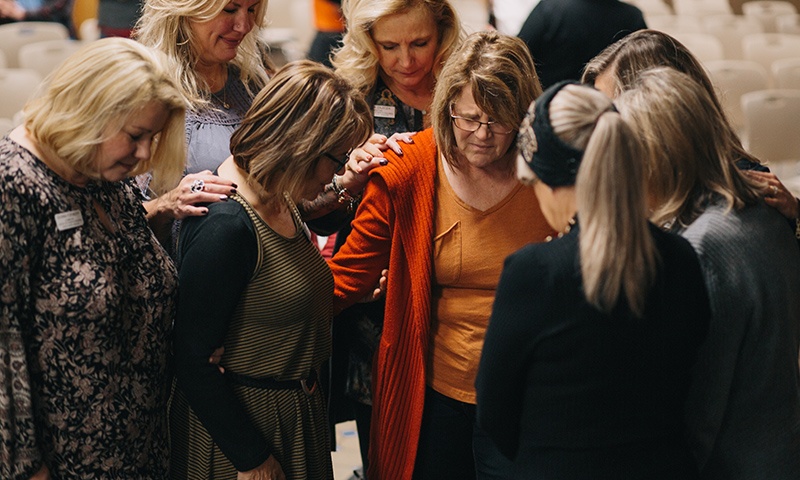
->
xmin=476 ymin=224 xmax=710 ymax=478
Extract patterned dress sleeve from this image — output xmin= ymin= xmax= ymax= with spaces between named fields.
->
xmin=0 ymin=162 xmax=44 ymax=479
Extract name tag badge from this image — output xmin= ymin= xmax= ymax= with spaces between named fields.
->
xmin=54 ymin=210 xmax=83 ymax=231
xmin=374 ymin=105 xmax=396 ymax=119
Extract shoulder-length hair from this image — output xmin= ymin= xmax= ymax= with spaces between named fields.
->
xmin=617 ymin=67 xmax=762 ymax=227
xmin=582 ymin=29 xmax=763 ymax=170
xmin=230 ymin=60 xmax=372 ymax=208
xmin=431 ymin=31 xmax=542 ymax=170
xmin=24 ymin=37 xmax=188 ymax=194
xmin=134 ymin=0 xmax=271 ymax=106
xmin=332 ymin=0 xmax=463 ymax=95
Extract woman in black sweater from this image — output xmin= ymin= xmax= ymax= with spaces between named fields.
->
xmin=476 ymin=81 xmax=710 ymax=479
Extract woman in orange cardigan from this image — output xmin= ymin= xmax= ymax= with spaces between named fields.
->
xmin=329 ymin=31 xmax=554 ymax=480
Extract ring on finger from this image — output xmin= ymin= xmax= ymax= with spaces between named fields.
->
xmin=190 ymin=179 xmax=205 ymax=193
xmin=771 ymin=185 xmax=779 ymax=196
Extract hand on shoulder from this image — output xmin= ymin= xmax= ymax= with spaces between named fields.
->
xmin=146 ymin=170 xmax=239 ymax=220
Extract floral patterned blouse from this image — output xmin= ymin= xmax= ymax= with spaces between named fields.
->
xmin=0 ymin=136 xmax=178 ymax=479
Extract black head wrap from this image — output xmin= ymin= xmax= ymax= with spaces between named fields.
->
xmin=517 ymin=80 xmax=584 ymax=187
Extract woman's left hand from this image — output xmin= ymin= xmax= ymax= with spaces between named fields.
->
xmin=374 ymin=268 xmax=388 ymax=299
xmin=208 ymin=346 xmax=225 ymax=373
xmin=745 ymin=170 xmax=800 ymax=220
xmin=383 ymin=131 xmax=417 ymax=156
xmin=237 ymin=456 xmax=285 ymax=480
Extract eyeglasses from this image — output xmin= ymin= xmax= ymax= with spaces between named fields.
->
xmin=324 ymin=152 xmax=349 ymax=173
xmin=449 ymin=105 xmax=515 ymax=135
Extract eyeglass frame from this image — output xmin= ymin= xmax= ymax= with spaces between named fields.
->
xmin=449 ymin=105 xmax=515 ymax=135
xmin=324 ymin=151 xmax=349 ymax=173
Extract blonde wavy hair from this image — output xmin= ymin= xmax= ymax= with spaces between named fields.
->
xmin=431 ymin=31 xmax=542 ymax=170
xmin=25 ymin=38 xmax=188 ymax=194
xmin=332 ymin=0 xmax=463 ymax=95
xmin=552 ymin=84 xmax=657 ymax=317
xmin=231 ymin=60 xmax=373 ymax=209
xmin=617 ymin=68 xmax=761 ymax=227
xmin=134 ymin=0 xmax=271 ymax=106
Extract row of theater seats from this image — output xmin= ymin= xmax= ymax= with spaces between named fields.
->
xmin=0 ymin=22 xmax=82 ymax=126
xmin=624 ymin=2 xmax=800 ymax=193
xmin=630 ymin=0 xmax=798 ymax=19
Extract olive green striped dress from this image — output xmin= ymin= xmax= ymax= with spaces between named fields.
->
xmin=169 ymin=193 xmax=334 ymax=479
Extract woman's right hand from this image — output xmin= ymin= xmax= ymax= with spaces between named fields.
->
xmin=147 ymin=170 xmax=238 ymax=221
xmin=337 ymin=132 xmax=415 ymax=194
xmin=745 ymin=170 xmax=800 ymax=220
xmin=237 ymin=456 xmax=285 ymax=480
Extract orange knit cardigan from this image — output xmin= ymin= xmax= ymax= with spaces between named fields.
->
xmin=330 ymin=128 xmax=438 ymax=480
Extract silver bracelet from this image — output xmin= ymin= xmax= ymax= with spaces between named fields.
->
xmin=331 ymin=175 xmax=361 ymax=213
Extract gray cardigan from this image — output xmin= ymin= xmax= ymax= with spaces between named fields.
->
xmin=679 ymin=199 xmax=800 ymax=479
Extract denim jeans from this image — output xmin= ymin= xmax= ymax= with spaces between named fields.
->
xmin=413 ymin=387 xmax=513 ymax=480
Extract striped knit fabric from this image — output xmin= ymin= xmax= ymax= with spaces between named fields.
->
xmin=169 ymin=194 xmax=334 ymax=480
xmin=331 ymin=129 xmax=438 ymax=479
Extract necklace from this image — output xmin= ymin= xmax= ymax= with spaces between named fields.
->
xmin=211 ymin=87 xmax=230 ymax=109
xmin=545 ymin=216 xmax=577 ymax=242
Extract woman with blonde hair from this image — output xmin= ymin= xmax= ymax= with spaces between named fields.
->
xmin=618 ymin=67 xmax=800 ymax=480
xmin=332 ymin=0 xmax=461 ymax=152
xmin=476 ymin=80 xmax=710 ymax=478
xmin=330 ymin=31 xmax=552 ymax=479
xmin=169 ymin=60 xmax=372 ymax=480
xmin=133 ymin=0 xmax=270 ymax=244
xmin=323 ymin=1 xmax=462 ymax=471
xmin=0 ymin=37 xmax=187 ymax=479
xmin=582 ymin=29 xmax=800 ymax=224
xmin=135 ymin=0 xmax=383 ymax=253
xmin=335 ymin=0 xmax=461 ymax=95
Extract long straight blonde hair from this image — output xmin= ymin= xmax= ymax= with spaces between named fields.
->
xmin=551 ymin=84 xmax=658 ymax=317
xmin=617 ymin=68 xmax=761 ymax=228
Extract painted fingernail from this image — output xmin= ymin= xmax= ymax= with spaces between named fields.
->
xmin=379 ymin=159 xmax=388 ymax=166
xmin=397 ymin=147 xmax=403 ymax=155
xmin=231 ymin=182 xmax=238 ymax=188
xmin=202 ymin=209 xmax=209 ymax=215
xmin=219 ymin=195 xmax=229 ymax=201
xmin=230 ymin=188 xmax=237 ymax=194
